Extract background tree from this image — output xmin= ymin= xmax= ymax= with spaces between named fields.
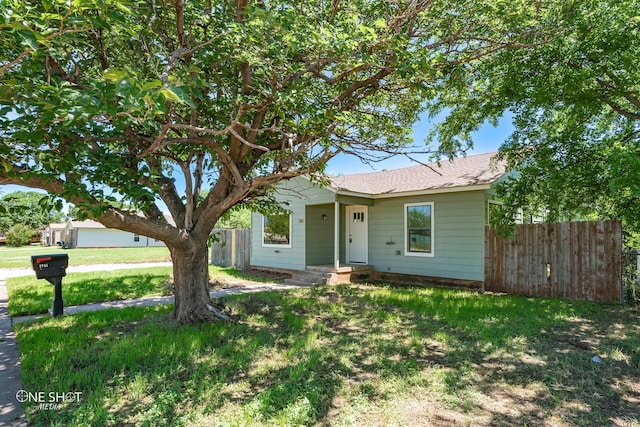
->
xmin=429 ymin=0 xmax=640 ymax=237
xmin=0 ymin=0 xmax=552 ymax=322
xmin=216 ymin=205 xmax=251 ymax=229
xmin=5 ymin=223 xmax=35 ymax=247
xmin=0 ymin=191 xmax=65 ymax=233
xmin=66 ymin=205 xmax=83 ymax=220
xmin=262 ymin=212 xmax=290 ymax=244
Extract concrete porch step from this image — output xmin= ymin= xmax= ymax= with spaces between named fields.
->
xmin=284 ymin=264 xmax=375 ymax=286
xmin=282 ymin=279 xmax=318 ymax=287
xmin=284 ymin=269 xmax=332 ymax=286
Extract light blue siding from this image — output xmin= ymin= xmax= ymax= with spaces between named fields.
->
xmin=367 ymin=191 xmax=486 ymax=281
xmin=250 ymin=177 xmax=335 ymax=270
xmin=251 ymin=177 xmax=489 ymax=281
xmin=305 ymin=204 xmax=335 ymax=265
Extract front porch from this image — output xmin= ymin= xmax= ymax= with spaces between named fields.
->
xmin=284 ymin=264 xmax=374 ymax=287
xmin=305 ymin=200 xmax=372 ymax=270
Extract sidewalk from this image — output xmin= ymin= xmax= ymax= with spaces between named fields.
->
xmin=0 ymin=264 xmax=299 ymax=426
xmin=0 ymin=278 xmax=27 ymax=427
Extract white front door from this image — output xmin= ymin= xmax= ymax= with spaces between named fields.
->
xmin=346 ymin=205 xmax=368 ymax=264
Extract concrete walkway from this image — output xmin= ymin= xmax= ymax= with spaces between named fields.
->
xmin=0 ymin=278 xmax=27 ymax=427
xmin=0 ymin=263 xmax=300 ymax=426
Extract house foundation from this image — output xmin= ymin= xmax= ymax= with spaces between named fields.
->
xmin=373 ymin=271 xmax=483 ymax=291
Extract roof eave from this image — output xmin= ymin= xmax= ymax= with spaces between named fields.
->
xmin=335 ymin=183 xmax=494 ymax=199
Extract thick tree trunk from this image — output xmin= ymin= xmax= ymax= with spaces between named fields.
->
xmin=170 ymin=241 xmax=229 ymax=323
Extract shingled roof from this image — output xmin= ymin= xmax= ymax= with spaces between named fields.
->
xmin=329 ymin=152 xmax=505 ymax=195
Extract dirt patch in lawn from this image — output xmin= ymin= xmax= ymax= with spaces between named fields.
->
xmin=210 ymin=268 xmax=291 ymax=288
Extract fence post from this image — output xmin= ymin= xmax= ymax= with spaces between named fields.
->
xmin=637 ymin=249 xmax=640 ymax=283
xmin=210 ymin=228 xmax=250 ymax=269
xmin=231 ymin=229 xmax=237 ymax=269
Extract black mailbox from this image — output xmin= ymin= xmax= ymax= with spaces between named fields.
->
xmin=31 ymin=254 xmax=68 ymax=280
xmin=31 ymin=254 xmax=68 ymax=317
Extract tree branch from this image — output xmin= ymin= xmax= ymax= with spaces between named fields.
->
xmin=0 ymin=165 xmax=181 ymax=242
xmin=228 ymin=127 xmax=270 ymax=152
xmin=159 ymin=30 xmax=233 ymax=85
xmin=335 ymin=68 xmax=394 ymax=105
xmin=604 ymin=99 xmax=640 ymax=121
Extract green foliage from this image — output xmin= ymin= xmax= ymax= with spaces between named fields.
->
xmin=623 ymin=248 xmax=640 ymax=304
xmin=0 ymin=191 xmax=64 ymax=233
xmin=215 ymin=206 xmax=251 ymax=229
xmin=5 ymin=223 xmax=34 ymax=247
xmin=65 ymin=205 xmax=84 ymax=220
xmin=431 ymin=0 xmax=640 ymax=234
xmin=7 ymin=265 xmax=280 ymax=316
xmin=0 ymin=0 xmax=556 ymax=243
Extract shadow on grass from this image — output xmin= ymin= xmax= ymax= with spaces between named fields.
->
xmin=15 ymin=303 xmax=344 ymax=426
xmin=341 ymin=285 xmax=640 ymax=426
xmin=13 ymin=285 xmax=640 ymax=426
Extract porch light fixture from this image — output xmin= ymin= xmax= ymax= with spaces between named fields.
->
xmin=322 ymin=214 xmax=327 ymax=221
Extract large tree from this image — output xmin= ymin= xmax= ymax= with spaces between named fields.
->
xmin=429 ymin=0 xmax=640 ymax=235
xmin=0 ymin=0 xmax=551 ymax=322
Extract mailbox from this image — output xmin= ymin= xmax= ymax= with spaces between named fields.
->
xmin=31 ymin=254 xmax=68 ymax=279
xmin=30 ymin=254 xmax=68 ymax=317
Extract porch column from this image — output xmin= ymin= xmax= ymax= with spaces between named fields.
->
xmin=334 ymin=201 xmax=340 ymax=269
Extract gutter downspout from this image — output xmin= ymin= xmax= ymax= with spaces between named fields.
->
xmin=334 ymin=202 xmax=340 ymax=269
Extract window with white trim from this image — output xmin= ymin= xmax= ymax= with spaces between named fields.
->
xmin=262 ymin=213 xmax=292 ymax=247
xmin=404 ymin=202 xmax=434 ymax=257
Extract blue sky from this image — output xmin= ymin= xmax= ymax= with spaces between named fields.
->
xmin=0 ymin=112 xmax=513 ymax=202
xmin=325 ymin=112 xmax=512 ymax=175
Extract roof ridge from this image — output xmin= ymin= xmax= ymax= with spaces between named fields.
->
xmin=329 ymin=151 xmax=504 ymax=195
xmin=330 ymin=151 xmax=499 ymax=179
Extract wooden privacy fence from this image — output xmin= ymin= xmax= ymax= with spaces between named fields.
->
xmin=210 ymin=229 xmax=250 ymax=270
xmin=485 ymin=221 xmax=622 ymax=302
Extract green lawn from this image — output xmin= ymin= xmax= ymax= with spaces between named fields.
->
xmin=0 ymin=246 xmax=171 ymax=269
xmin=6 ymin=267 xmax=174 ymax=316
xmin=6 ymin=265 xmax=282 ymax=316
xmin=14 ymin=285 xmax=640 ymax=426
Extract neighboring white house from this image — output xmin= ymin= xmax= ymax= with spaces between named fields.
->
xmin=64 ymin=219 xmax=166 ymax=248
xmin=41 ymin=223 xmax=66 ymax=246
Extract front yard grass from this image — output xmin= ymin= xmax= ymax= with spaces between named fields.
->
xmin=15 ymin=285 xmax=640 ymax=426
xmin=6 ymin=267 xmax=173 ymax=316
xmin=7 ymin=266 xmax=284 ymax=316
xmin=0 ymin=246 xmax=171 ymax=268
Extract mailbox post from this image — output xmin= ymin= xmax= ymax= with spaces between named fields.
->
xmin=30 ymin=254 xmax=68 ymax=317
